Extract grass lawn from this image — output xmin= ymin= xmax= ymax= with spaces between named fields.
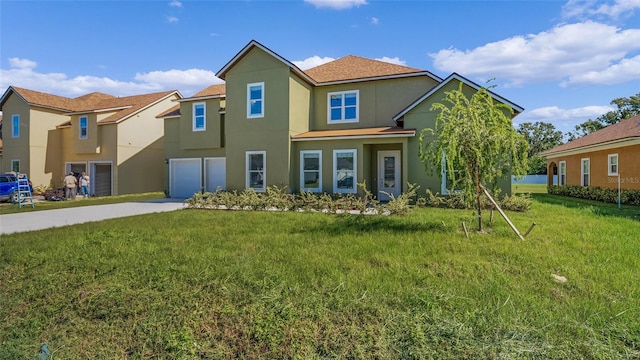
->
xmin=1 ymin=198 xmax=639 ymax=358
xmin=512 ymin=183 xmax=547 ymax=194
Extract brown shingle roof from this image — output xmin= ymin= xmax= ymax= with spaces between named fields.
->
xmin=291 ymin=126 xmax=415 ymax=141
xmin=7 ymin=86 xmax=79 ymax=111
xmin=543 ymin=114 xmax=640 ymax=156
xmin=304 ymin=55 xmax=425 ymax=83
xmin=156 ymin=104 xmax=181 ymax=118
xmin=192 ymin=84 xmax=226 ymax=98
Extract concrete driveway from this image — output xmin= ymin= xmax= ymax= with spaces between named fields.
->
xmin=0 ymin=198 xmax=187 ymax=235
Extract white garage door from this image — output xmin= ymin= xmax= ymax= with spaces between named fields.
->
xmin=170 ymin=158 xmax=202 ymax=198
xmin=205 ymin=157 xmax=226 ymax=192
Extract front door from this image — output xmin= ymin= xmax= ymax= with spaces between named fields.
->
xmin=378 ymin=150 xmax=400 ymax=201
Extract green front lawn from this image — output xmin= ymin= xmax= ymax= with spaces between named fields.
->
xmin=1 ymin=198 xmax=638 ymax=358
xmin=0 ymin=192 xmax=166 ymax=214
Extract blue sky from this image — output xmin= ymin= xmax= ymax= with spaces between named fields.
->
xmin=1 ymin=0 xmax=639 ymax=135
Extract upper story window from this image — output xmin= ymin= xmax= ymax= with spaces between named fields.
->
xmin=193 ymin=103 xmax=206 ymax=131
xmin=12 ymin=114 xmax=20 ymax=138
xmin=328 ymin=90 xmax=358 ymax=124
xmin=79 ymin=116 xmax=88 ymax=139
xmin=559 ymin=161 xmax=566 ymax=186
xmin=247 ymin=82 xmax=264 ymax=118
xmin=608 ymin=154 xmax=618 ymax=176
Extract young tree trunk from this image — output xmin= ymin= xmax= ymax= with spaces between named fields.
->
xmin=474 ymin=167 xmax=483 ymax=232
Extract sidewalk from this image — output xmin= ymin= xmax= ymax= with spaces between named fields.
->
xmin=0 ymin=198 xmax=187 ymax=235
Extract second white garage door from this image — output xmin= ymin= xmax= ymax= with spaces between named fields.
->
xmin=170 ymin=158 xmax=202 ymax=198
xmin=205 ymin=157 xmax=226 ymax=192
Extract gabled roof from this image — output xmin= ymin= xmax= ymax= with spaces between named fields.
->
xmin=1 ymin=86 xmax=80 ymax=112
xmin=392 ymin=73 xmax=525 ymax=122
xmin=304 ymin=55 xmax=440 ymax=84
xmin=156 ymin=104 xmax=181 ymax=119
xmin=53 ymin=90 xmax=181 ymax=127
xmin=216 ymin=40 xmax=315 ymax=84
xmin=542 ymin=114 xmax=640 ymax=157
xmin=176 ymin=84 xmax=226 ymax=103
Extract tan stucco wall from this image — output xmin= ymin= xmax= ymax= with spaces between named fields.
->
xmin=224 ymin=47 xmax=295 ymax=191
xmin=179 ymin=98 xmax=225 ymax=150
xmin=70 ymin=114 xmax=100 ymax=154
xmin=310 ymin=76 xmax=439 ymax=131
xmin=547 ymin=143 xmax=640 ymax=190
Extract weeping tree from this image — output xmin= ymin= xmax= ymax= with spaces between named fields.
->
xmin=419 ymin=82 xmax=529 ymax=232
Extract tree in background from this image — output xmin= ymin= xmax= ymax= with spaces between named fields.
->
xmin=567 ymin=92 xmax=640 ymax=141
xmin=516 ymin=122 xmax=563 ymax=175
xmin=419 ymin=82 xmax=529 ymax=232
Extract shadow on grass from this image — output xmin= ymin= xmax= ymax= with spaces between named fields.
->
xmin=300 ymin=214 xmax=449 ymax=236
xmin=531 ymin=193 xmax=640 ymax=222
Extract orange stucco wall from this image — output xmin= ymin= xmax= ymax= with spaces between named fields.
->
xmin=547 ymin=144 xmax=640 ymax=190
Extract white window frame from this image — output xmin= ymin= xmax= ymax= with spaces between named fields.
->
xmin=79 ymin=116 xmax=88 ymax=139
xmin=581 ymin=158 xmax=590 ymax=187
xmin=246 ymin=151 xmax=266 ymax=192
xmin=247 ymin=82 xmax=264 ymax=119
xmin=12 ymin=114 xmax=20 ymax=138
xmin=327 ymin=90 xmax=359 ymax=124
xmin=608 ymin=154 xmax=618 ymax=176
xmin=333 ymin=149 xmax=357 ymax=194
xmin=192 ymin=102 xmax=206 ymax=131
xmin=300 ymin=150 xmax=322 ymax=193
xmin=559 ymin=161 xmax=566 ymax=186
xmin=11 ymin=159 xmax=20 ymax=173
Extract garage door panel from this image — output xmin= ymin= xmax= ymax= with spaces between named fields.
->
xmin=170 ymin=159 xmax=202 ymax=198
xmin=205 ymin=157 xmax=226 ymax=192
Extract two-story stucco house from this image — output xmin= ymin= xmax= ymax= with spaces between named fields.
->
xmin=0 ymin=86 xmax=181 ymax=196
xmin=162 ymin=40 xmax=523 ymax=199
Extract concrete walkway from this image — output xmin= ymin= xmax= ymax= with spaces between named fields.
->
xmin=0 ymin=198 xmax=187 ymax=235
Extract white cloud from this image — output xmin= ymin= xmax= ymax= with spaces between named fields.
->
xmin=304 ymin=0 xmax=367 ymax=10
xmin=166 ymin=16 xmax=179 ymax=23
xmin=563 ymin=54 xmax=640 ymax=85
xmin=293 ymin=56 xmax=336 ymax=70
xmin=169 ymin=0 xmax=182 ymax=8
xmin=375 ymin=56 xmax=406 ymax=66
xmin=563 ymin=0 xmax=640 ymax=19
xmin=370 ymin=17 xmax=379 ymax=25
xmin=430 ymin=21 xmax=640 ymax=86
xmin=514 ymin=105 xmax=614 ymax=132
xmin=9 ymin=58 xmax=37 ymax=69
xmin=0 ymin=60 xmax=223 ymax=98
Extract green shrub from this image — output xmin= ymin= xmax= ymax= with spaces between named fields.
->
xmin=549 ymin=185 xmax=640 ymax=206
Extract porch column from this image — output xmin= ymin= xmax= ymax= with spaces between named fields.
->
xmin=402 ymin=139 xmax=409 ymax=193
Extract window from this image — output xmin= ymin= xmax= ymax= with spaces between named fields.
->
xmin=193 ymin=103 xmax=206 ymax=131
xmin=79 ymin=116 xmax=88 ymax=139
xmin=333 ymin=149 xmax=357 ymax=193
xmin=300 ymin=151 xmax=322 ymax=192
xmin=328 ymin=90 xmax=358 ymax=123
xmin=581 ymin=158 xmax=590 ymax=186
xmin=608 ymin=154 xmax=618 ymax=176
xmin=12 ymin=114 xmax=20 ymax=138
xmin=246 ymin=151 xmax=266 ymax=192
xmin=559 ymin=161 xmax=566 ymax=186
xmin=11 ymin=160 xmax=20 ymax=173
xmin=247 ymin=82 xmax=264 ymax=118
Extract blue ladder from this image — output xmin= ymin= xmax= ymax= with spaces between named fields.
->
xmin=17 ymin=174 xmax=35 ymax=208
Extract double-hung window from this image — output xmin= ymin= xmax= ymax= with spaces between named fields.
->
xmin=11 ymin=160 xmax=20 ymax=173
xmin=581 ymin=158 xmax=590 ymax=186
xmin=559 ymin=161 xmax=566 ymax=186
xmin=247 ymin=82 xmax=264 ymax=118
xmin=246 ymin=151 xmax=266 ymax=192
xmin=333 ymin=149 xmax=357 ymax=193
xmin=193 ymin=103 xmax=206 ymax=131
xmin=79 ymin=116 xmax=88 ymax=139
xmin=328 ymin=90 xmax=358 ymax=124
xmin=300 ymin=151 xmax=322 ymax=192
xmin=12 ymin=114 xmax=20 ymax=138
xmin=608 ymin=154 xmax=618 ymax=176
